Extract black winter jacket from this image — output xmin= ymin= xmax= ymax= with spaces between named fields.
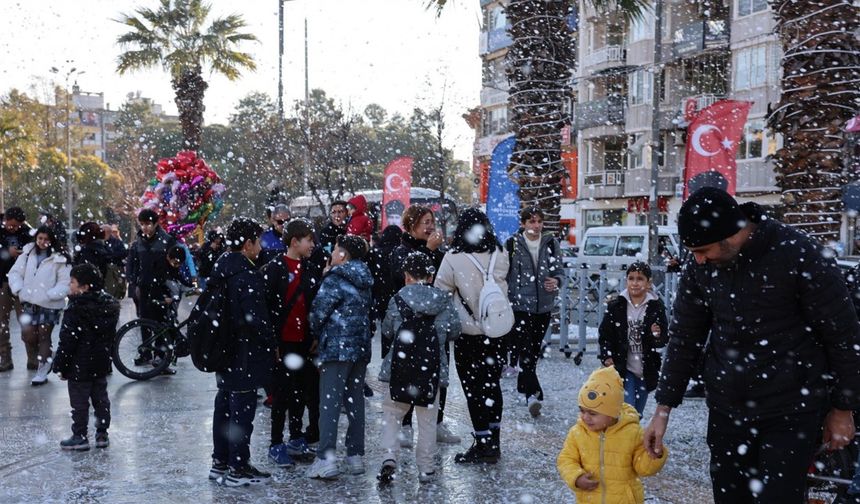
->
xmin=598 ymin=295 xmax=668 ymax=391
xmin=388 ymin=232 xmax=445 ymax=293
xmin=52 ymin=291 xmax=121 ymax=381
xmin=319 ymin=221 xmax=346 ymax=255
xmin=126 ymin=226 xmax=176 ymax=291
xmin=74 ymin=240 xmax=112 ymax=276
xmin=0 ymin=223 xmax=33 ymax=284
xmin=655 ymin=210 xmax=860 ymax=419
xmin=211 ymin=252 xmax=276 ymax=391
xmin=261 ymin=253 xmax=323 ymax=345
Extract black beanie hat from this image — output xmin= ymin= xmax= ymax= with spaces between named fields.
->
xmin=337 ymin=234 xmax=368 ymax=260
xmin=678 ymin=187 xmax=747 ymax=248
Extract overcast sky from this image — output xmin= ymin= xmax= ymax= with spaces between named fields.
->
xmin=0 ymin=0 xmax=482 ymax=160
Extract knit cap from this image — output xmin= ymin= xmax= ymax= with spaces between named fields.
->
xmin=578 ymin=366 xmax=624 ymax=418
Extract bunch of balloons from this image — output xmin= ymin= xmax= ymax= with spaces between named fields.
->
xmin=140 ymin=151 xmax=225 ymax=241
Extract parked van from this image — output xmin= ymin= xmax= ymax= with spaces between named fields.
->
xmin=578 ymin=226 xmax=682 ymax=270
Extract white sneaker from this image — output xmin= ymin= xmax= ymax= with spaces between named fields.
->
xmin=345 ymin=455 xmax=365 ymax=475
xmin=527 ymin=396 xmax=542 ymax=418
xmin=399 ymin=425 xmax=414 ymax=448
xmin=31 ymin=360 xmax=51 ymax=386
xmin=436 ymin=423 xmax=461 ymax=444
xmin=306 ymin=457 xmax=339 ymax=479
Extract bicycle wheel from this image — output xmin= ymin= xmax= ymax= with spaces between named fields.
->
xmin=113 ymin=318 xmax=174 ymax=380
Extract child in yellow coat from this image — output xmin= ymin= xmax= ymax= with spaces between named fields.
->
xmin=557 ymin=366 xmax=668 ymax=504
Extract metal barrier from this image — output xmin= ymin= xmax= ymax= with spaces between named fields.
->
xmin=552 ymin=262 xmax=679 ymax=365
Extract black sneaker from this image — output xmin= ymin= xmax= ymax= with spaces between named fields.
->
xmin=454 ymin=434 xmax=498 ymax=464
xmin=684 ymin=383 xmax=706 ymax=399
xmin=60 ymin=434 xmax=90 ymax=451
xmin=224 ymin=465 xmax=269 ymax=487
xmin=95 ymin=432 xmax=109 ymax=448
xmin=245 ymin=464 xmax=271 ymax=480
xmin=376 ymin=460 xmax=396 ymax=485
xmin=209 ymin=460 xmax=228 ymax=480
xmin=133 ymin=355 xmax=152 ymax=366
xmin=363 ymin=383 xmax=374 ymax=398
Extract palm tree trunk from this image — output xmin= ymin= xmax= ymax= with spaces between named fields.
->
xmin=505 ymin=0 xmax=575 ymax=232
xmin=768 ymin=0 xmax=860 ymax=243
xmin=172 ymin=65 xmax=208 ymax=151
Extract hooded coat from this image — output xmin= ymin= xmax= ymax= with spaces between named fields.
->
xmin=310 ymin=259 xmax=374 ymax=363
xmin=210 ymin=252 xmax=276 ymax=392
xmin=8 ymin=243 xmax=71 ymax=310
xmin=378 ymin=283 xmax=461 ymax=387
xmin=346 ymin=195 xmax=374 ymax=242
xmin=126 ymin=226 xmax=176 ymax=292
xmin=367 ymin=225 xmax=404 ymax=321
xmin=557 ymin=403 xmax=668 ymax=504
xmin=52 ymin=290 xmax=121 ymax=381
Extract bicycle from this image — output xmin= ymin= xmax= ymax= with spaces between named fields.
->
xmin=112 ymin=315 xmax=191 ymax=381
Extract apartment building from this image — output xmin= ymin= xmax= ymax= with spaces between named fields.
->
xmin=472 ymin=0 xmax=783 ymax=244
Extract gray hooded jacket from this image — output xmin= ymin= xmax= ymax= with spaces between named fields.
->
xmin=378 ymin=283 xmax=461 ymax=387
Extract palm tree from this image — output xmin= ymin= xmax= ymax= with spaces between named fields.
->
xmin=427 ymin=0 xmax=645 ymax=231
xmin=115 ymin=0 xmax=257 ymax=151
xmin=767 ymin=1 xmax=860 ymax=244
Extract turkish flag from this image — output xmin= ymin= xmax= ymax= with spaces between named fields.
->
xmin=684 ymin=100 xmax=752 ymax=198
xmin=381 ymin=156 xmax=413 ymax=229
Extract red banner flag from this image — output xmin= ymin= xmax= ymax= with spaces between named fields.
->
xmin=684 ymin=100 xmax=752 ymax=198
xmin=381 ymin=156 xmax=413 ymax=229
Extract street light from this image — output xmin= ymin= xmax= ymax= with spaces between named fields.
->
xmin=49 ymin=62 xmax=85 ymax=251
xmin=278 ymin=0 xmax=310 ymax=194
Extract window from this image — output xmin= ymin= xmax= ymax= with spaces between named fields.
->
xmin=604 ymin=139 xmax=626 ymax=172
xmin=616 ymin=236 xmax=644 ymax=257
xmin=583 ymin=235 xmax=617 ymax=256
xmin=489 ymin=6 xmax=507 ymax=31
xmin=487 ymin=107 xmax=508 ymax=134
xmin=735 ymin=46 xmax=767 ymax=90
xmin=627 ymin=134 xmax=647 ymax=170
xmin=482 ymin=58 xmax=506 ymax=87
xmin=629 ymin=69 xmax=653 ymax=105
xmin=737 ymin=0 xmax=768 ymax=17
xmin=629 ymin=9 xmax=654 ymax=42
xmin=737 ymin=119 xmax=778 ymax=160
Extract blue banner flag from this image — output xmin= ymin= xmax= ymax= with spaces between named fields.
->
xmin=486 ymin=136 xmax=520 ymax=244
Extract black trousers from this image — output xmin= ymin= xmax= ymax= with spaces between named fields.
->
xmin=403 ymin=342 xmax=450 ymax=426
xmin=707 ymin=407 xmax=822 ymax=504
xmin=68 ymin=377 xmax=110 ymax=437
xmin=271 ymin=341 xmax=320 ymax=446
xmin=213 ymin=388 xmax=257 ymax=470
xmin=514 ymin=311 xmax=551 ymax=401
xmin=454 ymin=334 xmax=504 ymax=433
xmin=139 ymin=290 xmax=171 ymax=358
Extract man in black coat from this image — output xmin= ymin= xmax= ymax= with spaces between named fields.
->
xmin=318 ymin=200 xmax=348 ymax=255
xmin=644 ymin=188 xmax=860 ymax=503
xmin=0 ymin=207 xmax=33 ymax=371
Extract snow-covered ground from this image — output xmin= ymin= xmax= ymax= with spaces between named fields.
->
xmin=0 ymin=298 xmax=717 ymax=503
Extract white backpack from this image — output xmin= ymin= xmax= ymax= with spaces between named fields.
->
xmin=463 ymin=251 xmax=515 ymax=338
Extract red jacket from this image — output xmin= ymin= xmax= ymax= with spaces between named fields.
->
xmin=346 ymin=195 xmax=374 ymax=242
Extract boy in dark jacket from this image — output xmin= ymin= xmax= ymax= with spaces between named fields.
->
xmin=53 ymin=263 xmax=121 ymax=451
xmin=262 ymin=219 xmax=324 ymax=467
xmin=597 ymin=262 xmax=668 ymax=416
xmin=208 ymin=218 xmax=276 ymax=488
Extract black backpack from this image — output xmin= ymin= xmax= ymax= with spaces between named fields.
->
xmin=389 ymin=295 xmax=441 ymax=407
xmin=187 ymin=277 xmax=234 ymax=373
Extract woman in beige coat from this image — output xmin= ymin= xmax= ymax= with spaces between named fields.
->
xmin=434 ymin=208 xmax=509 ymax=464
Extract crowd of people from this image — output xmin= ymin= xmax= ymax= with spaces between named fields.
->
xmin=4 ymin=186 xmax=860 ymax=502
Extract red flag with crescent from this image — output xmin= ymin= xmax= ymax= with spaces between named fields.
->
xmin=684 ymin=100 xmax=752 ymax=198
xmin=381 ymin=156 xmax=413 ymax=229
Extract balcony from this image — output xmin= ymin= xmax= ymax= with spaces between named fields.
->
xmin=737 ymin=161 xmax=778 ymax=192
xmin=676 ymin=94 xmax=726 ymax=126
xmin=672 ymin=19 xmax=729 ymax=58
xmin=582 ymin=45 xmax=626 ymax=70
xmin=623 ymin=168 xmax=680 ymax=197
xmin=480 ymin=28 xmax=513 ymax=55
xmin=581 ymin=170 xmax=625 ymax=199
xmin=574 ymin=95 xmax=627 ymax=131
xmin=480 ymin=86 xmax=508 ymax=108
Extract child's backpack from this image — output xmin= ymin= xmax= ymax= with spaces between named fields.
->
xmin=187 ymin=277 xmax=234 ymax=373
xmin=389 ymin=295 xmax=441 ymax=406
xmin=103 ymin=263 xmax=127 ymax=300
xmin=461 ymin=251 xmax=515 ymax=338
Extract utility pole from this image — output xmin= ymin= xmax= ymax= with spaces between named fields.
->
xmin=647 ymin=0 xmax=665 ymax=267
xmin=303 ymin=17 xmax=310 ymax=194
xmin=278 ymin=0 xmax=284 ymax=120
xmin=51 ymin=63 xmax=84 ymax=251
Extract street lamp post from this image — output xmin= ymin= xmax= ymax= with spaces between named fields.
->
xmin=50 ymin=63 xmax=84 ymax=251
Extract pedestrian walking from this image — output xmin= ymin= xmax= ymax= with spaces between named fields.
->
xmin=0 ymin=207 xmax=32 ymax=372
xmin=208 ymin=218 xmax=276 ymax=487
xmin=558 ymin=366 xmax=667 ymax=503
xmin=377 ymin=252 xmax=461 ymax=484
xmin=263 ymin=219 xmax=324 ymax=468
xmin=7 ymin=225 xmax=71 ymax=385
xmin=643 ymin=187 xmax=860 ymax=503
xmin=597 ymin=261 xmax=668 ymax=416
xmin=434 ymin=208 xmax=510 ymax=464
xmin=306 ymin=234 xmax=373 ymax=480
xmin=53 ymin=263 xmax=120 ymax=451
xmin=503 ymin=207 xmax=564 ymax=417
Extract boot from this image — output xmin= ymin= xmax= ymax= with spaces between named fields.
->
xmin=489 ymin=427 xmax=501 ymax=458
xmin=454 ymin=433 xmax=499 ymax=464
xmin=25 ymin=342 xmax=38 ymax=370
xmin=0 ymin=347 xmax=12 ymax=372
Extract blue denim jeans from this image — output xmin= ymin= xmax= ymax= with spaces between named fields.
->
xmin=623 ymin=373 xmax=648 ymax=416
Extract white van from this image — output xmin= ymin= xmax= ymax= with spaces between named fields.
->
xmin=578 ymin=226 xmax=682 ymax=270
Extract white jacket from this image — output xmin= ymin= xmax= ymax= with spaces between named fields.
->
xmin=434 ymin=249 xmax=509 ymax=335
xmin=8 ymin=243 xmax=71 ymax=310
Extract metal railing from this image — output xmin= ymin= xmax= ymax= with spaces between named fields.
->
xmin=582 ymin=45 xmax=626 ymax=68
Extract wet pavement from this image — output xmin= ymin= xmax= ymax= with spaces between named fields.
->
xmin=0 ymin=298 xmax=715 ymax=503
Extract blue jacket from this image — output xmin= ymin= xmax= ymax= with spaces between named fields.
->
xmin=211 ymin=252 xmax=276 ymax=391
xmin=310 ymin=259 xmax=373 ymax=363
xmin=259 ymin=228 xmax=286 ymax=265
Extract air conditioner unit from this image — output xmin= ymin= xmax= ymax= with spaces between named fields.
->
xmin=606 ymin=172 xmax=618 ymax=185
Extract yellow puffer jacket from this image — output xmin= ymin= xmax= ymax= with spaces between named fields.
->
xmin=557 ymin=404 xmax=668 ymax=504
